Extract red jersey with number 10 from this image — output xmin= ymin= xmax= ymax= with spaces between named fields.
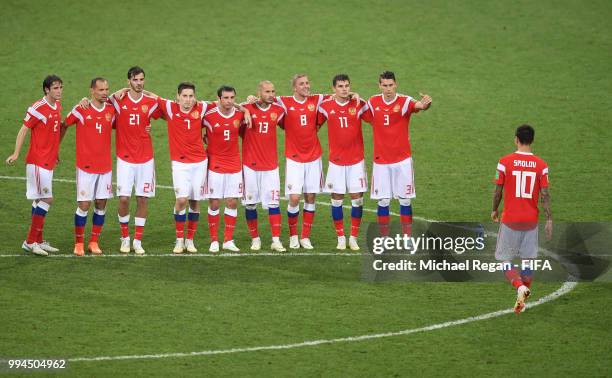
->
xmin=276 ymin=95 xmax=325 ymax=162
xmin=110 ymin=93 xmax=162 ymax=163
xmin=203 ymin=108 xmax=245 ymax=173
xmin=368 ymin=94 xmax=418 ymax=164
xmin=158 ymin=98 xmax=210 ymax=163
xmin=495 ymin=152 xmax=549 ymax=225
xmin=318 ymin=98 xmax=371 ymax=166
xmin=64 ymin=102 xmax=116 ymax=173
xmin=23 ymin=97 xmax=62 ymax=170
xmin=241 ymin=102 xmax=285 ymax=171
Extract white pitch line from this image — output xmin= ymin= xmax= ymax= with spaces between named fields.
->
xmin=65 ymin=280 xmax=577 ymax=363
xmin=0 ymin=252 xmax=361 ymax=258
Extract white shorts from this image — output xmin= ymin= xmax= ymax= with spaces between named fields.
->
xmin=324 ymin=160 xmax=368 ymax=194
xmin=76 ymin=168 xmax=113 ymax=202
xmin=26 ymin=164 xmax=53 ymax=200
xmin=370 ymin=157 xmax=415 ymax=199
xmin=172 ymin=160 xmax=207 ymax=201
xmin=242 ymin=166 xmax=281 ymax=209
xmin=116 ymin=157 xmax=156 ymax=198
xmin=495 ymin=223 xmax=539 ymax=261
xmin=207 ymin=170 xmax=243 ymax=199
xmin=285 ymin=157 xmax=323 ymax=196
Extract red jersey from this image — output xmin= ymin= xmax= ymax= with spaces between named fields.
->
xmin=318 ymin=98 xmax=371 ymax=166
xmin=110 ymin=92 xmax=162 ymax=163
xmin=23 ymin=97 xmax=62 ymax=170
xmin=64 ymin=102 xmax=116 ymax=174
xmin=276 ymin=95 xmax=325 ymax=162
xmin=367 ymin=94 xmax=418 ymax=164
xmin=241 ymin=102 xmax=285 ymax=170
xmin=158 ymin=98 xmax=209 ymax=163
xmin=495 ymin=152 xmax=549 ymax=226
xmin=203 ymin=108 xmax=245 ymax=173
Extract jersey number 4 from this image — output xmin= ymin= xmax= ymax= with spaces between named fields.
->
xmin=512 ymin=171 xmax=536 ymax=198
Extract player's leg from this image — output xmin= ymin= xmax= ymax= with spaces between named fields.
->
xmin=285 ymin=159 xmax=305 ymax=249
xmin=242 ymin=166 xmax=260 ymax=250
xmin=171 ymin=161 xmax=190 ymax=253
xmin=391 ymin=157 xmax=416 ymax=238
xmin=132 ymin=158 xmax=155 ymax=254
xmin=23 ymin=164 xmax=53 ymax=255
xmin=326 ymin=161 xmax=346 ymax=249
xmin=185 ymin=161 xmax=206 ymax=253
xmin=371 ymin=162 xmax=392 ymax=237
xmin=346 ymin=160 xmax=367 ymax=251
xmin=301 ymin=158 xmax=323 ymax=249
xmin=515 ymin=226 xmax=539 ymax=312
xmin=262 ymin=168 xmax=284 ymax=252
xmin=88 ymin=171 xmax=112 ymax=255
xmin=222 ymin=197 xmax=240 ymax=252
xmin=495 ymin=223 xmax=530 ymax=313
xmin=184 ymin=199 xmax=200 ymax=253
xmin=206 ymin=170 xmax=225 ymax=253
xmin=74 ymin=168 xmax=97 ymax=256
xmin=116 ymin=157 xmax=134 ymax=253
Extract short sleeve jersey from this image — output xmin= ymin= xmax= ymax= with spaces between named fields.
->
xmin=23 ymin=97 xmax=62 ymax=170
xmin=241 ymin=102 xmax=285 ymax=170
xmin=203 ymin=108 xmax=245 ymax=174
xmin=276 ymin=94 xmax=325 ymax=162
xmin=158 ymin=98 xmax=209 ymax=163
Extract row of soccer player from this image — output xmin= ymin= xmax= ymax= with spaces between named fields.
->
xmin=6 ymin=68 xmax=433 ymax=256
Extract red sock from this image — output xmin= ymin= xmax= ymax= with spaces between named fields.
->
xmin=134 ymin=225 xmax=144 ymax=241
xmin=36 ymin=229 xmax=43 ymax=244
xmin=378 ymin=215 xmax=390 ymax=237
xmin=334 ymin=220 xmax=344 ymax=237
xmin=504 ymin=268 xmax=523 ymax=289
xmin=350 ymin=216 xmax=361 ymax=237
xmin=224 ymin=214 xmax=237 ymax=242
xmin=75 ymin=226 xmax=85 ymax=244
xmin=175 ymin=221 xmax=185 ymax=239
xmin=247 ymin=219 xmax=259 ymax=238
xmin=400 ymin=214 xmax=413 ymax=236
xmin=27 ymin=214 xmax=45 ymax=244
xmin=120 ymin=222 xmax=129 ymax=238
xmin=269 ymin=213 xmax=281 ymax=238
xmin=288 ymin=215 xmax=298 ymax=237
xmin=301 ymin=211 xmax=315 ymax=239
xmin=90 ymin=224 xmax=103 ymax=243
xmin=208 ymin=213 xmax=219 ymax=242
xmin=187 ymin=220 xmax=198 ymax=240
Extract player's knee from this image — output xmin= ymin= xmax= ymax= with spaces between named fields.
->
xmin=331 ymin=199 xmax=343 ymax=207
xmin=119 ymin=196 xmax=130 ymax=206
xmin=175 ymin=197 xmax=188 ymax=208
xmin=78 ymin=202 xmax=90 ymax=212
xmin=226 ymin=198 xmax=238 ymax=209
xmin=208 ymin=199 xmax=220 ymax=211
xmin=94 ymin=199 xmax=107 ymax=210
xmin=42 ymin=197 xmax=54 ymax=205
xmin=398 ymin=198 xmax=411 ymax=206
xmin=378 ymin=199 xmax=390 ymax=207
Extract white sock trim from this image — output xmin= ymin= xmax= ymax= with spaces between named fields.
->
xmin=224 ymin=207 xmax=238 ymax=217
xmin=134 ymin=217 xmax=146 ymax=227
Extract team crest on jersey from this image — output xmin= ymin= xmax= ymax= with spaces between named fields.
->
xmin=308 ymin=104 xmax=315 ymax=111
xmin=393 ymin=104 xmax=401 ymax=113
xmin=191 ymin=111 xmax=199 ymax=119
xmin=233 ymin=120 xmax=240 ymax=128
xmin=348 ymin=107 xmax=356 ymax=115
xmin=141 ymin=105 xmax=149 ymax=113
xmin=270 ymin=112 xmax=277 ymax=121
xmin=105 ymin=113 xmax=112 ymax=121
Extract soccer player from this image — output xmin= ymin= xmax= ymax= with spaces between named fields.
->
xmin=318 ymin=74 xmax=371 ymax=251
xmin=367 ymin=71 xmax=432 ymax=239
xmin=276 ymin=74 xmax=326 ymax=249
xmin=202 ymin=86 xmax=246 ymax=252
xmin=241 ymin=81 xmax=286 ymax=252
xmin=110 ymin=66 xmax=162 ymax=255
xmin=155 ymin=83 xmax=211 ymax=254
xmin=492 ymin=124 xmax=552 ymax=314
xmin=5 ymin=75 xmax=64 ymax=256
xmin=63 ymin=77 xmax=117 ymax=256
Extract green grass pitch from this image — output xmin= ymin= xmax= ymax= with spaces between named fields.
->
xmin=1 ymin=0 xmax=611 ymax=376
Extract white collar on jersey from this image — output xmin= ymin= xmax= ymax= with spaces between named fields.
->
xmin=43 ymin=97 xmax=58 ymax=110
xmin=292 ymin=95 xmax=307 ymax=104
xmin=334 ymin=98 xmax=351 ymax=106
xmin=90 ymin=102 xmax=106 ymax=112
xmin=255 ymin=102 xmax=272 ymax=111
xmin=128 ymin=91 xmax=144 ymax=103
xmin=382 ymin=94 xmax=398 ymax=106
xmin=216 ymin=107 xmax=236 ymax=119
xmin=515 ymin=151 xmax=534 ymax=155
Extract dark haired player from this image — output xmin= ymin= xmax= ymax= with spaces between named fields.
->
xmin=6 ymin=75 xmax=64 ymax=256
xmin=367 ymin=71 xmax=432 ymax=240
xmin=492 ymin=124 xmax=552 ymax=314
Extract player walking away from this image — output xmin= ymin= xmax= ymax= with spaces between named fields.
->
xmin=277 ymin=74 xmax=326 ymax=250
xmin=367 ymin=71 xmax=432 ymax=240
xmin=110 ymin=66 xmax=162 ymax=255
xmin=203 ymin=86 xmax=246 ymax=252
xmin=6 ymin=75 xmax=64 ymax=256
xmin=241 ymin=81 xmax=286 ymax=252
xmin=318 ymin=74 xmax=371 ymax=251
xmin=492 ymin=124 xmax=552 ymax=314
xmin=63 ymin=78 xmax=117 ymax=256
xmin=154 ymin=83 xmax=210 ymax=254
